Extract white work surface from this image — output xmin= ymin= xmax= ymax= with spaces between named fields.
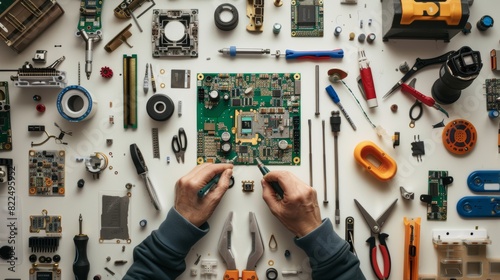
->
xmin=1 ymin=0 xmax=499 ymax=279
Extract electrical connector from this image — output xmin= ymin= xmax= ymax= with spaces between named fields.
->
xmin=330 ymin=111 xmax=341 ymax=135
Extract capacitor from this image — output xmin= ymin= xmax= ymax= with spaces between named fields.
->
xmin=488 ymin=110 xmax=499 ymax=119
xmin=77 ymin=179 xmax=85 ymax=188
xmin=477 ymin=15 xmax=494 ymax=31
xmin=334 ymin=26 xmax=342 ymax=37
xmin=223 ymin=94 xmax=230 ymax=101
xmin=366 ymin=33 xmax=376 ymax=43
xmin=209 ymin=90 xmax=220 ymax=102
xmin=139 ymin=219 xmax=147 ymax=227
xmin=244 ymin=87 xmax=253 ymax=95
xmin=221 ymin=142 xmax=232 ymax=153
xmin=462 ymin=22 xmax=472 ymax=34
xmin=278 ymin=140 xmax=288 ymax=150
xmin=221 ymin=131 xmax=231 ymax=142
xmin=349 ymin=32 xmax=355 ymax=40
xmin=357 ymin=33 xmax=366 ymax=43
xmin=36 ymin=104 xmax=46 ymax=113
xmin=273 ymin=23 xmax=282 ymax=34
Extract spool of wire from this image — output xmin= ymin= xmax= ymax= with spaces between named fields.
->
xmin=57 ymin=85 xmax=97 ymax=122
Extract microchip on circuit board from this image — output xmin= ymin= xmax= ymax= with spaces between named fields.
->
xmin=291 ymin=0 xmax=324 ymax=37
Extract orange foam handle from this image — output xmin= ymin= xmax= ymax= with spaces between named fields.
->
xmin=242 ymin=270 xmax=258 ymax=280
xmin=223 ymin=269 xmax=239 ymax=280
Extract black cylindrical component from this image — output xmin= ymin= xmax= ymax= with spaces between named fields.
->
xmin=476 ymin=15 xmax=494 ymax=31
xmin=77 ymin=179 xmax=85 ymax=188
xmin=29 ymin=254 xmax=37 ymax=263
xmin=146 ymin=94 xmax=175 ymax=121
xmin=266 ymin=267 xmax=278 ymax=280
xmin=53 ymin=254 xmax=61 ymax=262
xmin=0 ymin=245 xmax=13 ymax=260
xmin=214 ymin=3 xmax=239 ymax=31
xmin=431 ymin=46 xmax=482 ymax=105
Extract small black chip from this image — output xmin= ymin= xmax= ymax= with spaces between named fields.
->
xmin=232 ymin=99 xmax=241 ymax=106
xmin=430 ymin=182 xmax=439 ymax=196
xmin=298 ymin=5 xmax=316 ymax=26
xmin=272 ymin=90 xmax=281 ymax=97
xmin=239 ymin=145 xmax=248 ymax=153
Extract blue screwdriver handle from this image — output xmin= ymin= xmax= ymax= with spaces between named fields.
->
xmin=286 ymin=49 xmax=344 ymax=60
xmin=325 ymin=85 xmax=340 ymax=103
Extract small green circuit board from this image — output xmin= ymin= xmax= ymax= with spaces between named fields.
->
xmin=421 ymin=171 xmax=453 ymax=221
xmin=0 ymin=82 xmax=12 ymax=151
xmin=30 ymin=211 xmax=62 ymax=236
xmin=78 ymin=0 xmax=103 ymax=34
xmin=291 ymin=0 xmax=324 ymax=37
xmin=0 ymin=0 xmax=15 ymax=13
xmin=28 ymin=150 xmax=65 ymax=196
xmin=197 ymin=73 xmax=301 ymax=165
xmin=485 ymin=79 xmax=500 ymax=112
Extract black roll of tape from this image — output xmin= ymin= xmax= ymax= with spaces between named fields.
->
xmin=146 ymin=94 xmax=175 ymax=121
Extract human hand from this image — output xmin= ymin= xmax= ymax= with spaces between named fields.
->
xmin=261 ymin=171 xmax=322 ymax=237
xmin=175 ymin=163 xmax=233 ymax=227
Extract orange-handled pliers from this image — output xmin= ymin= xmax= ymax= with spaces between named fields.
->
xmin=218 ymin=212 xmax=264 ymax=280
xmin=354 ymin=199 xmax=398 ymax=280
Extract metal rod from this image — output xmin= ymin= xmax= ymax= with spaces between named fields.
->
xmin=322 ymin=120 xmax=328 ymax=204
xmin=308 ymin=119 xmax=313 ymax=187
xmin=334 ymin=128 xmax=340 ymax=224
xmin=315 ymin=65 xmax=320 ymax=116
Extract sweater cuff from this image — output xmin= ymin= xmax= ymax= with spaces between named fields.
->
xmin=294 ymin=218 xmax=344 ymax=261
xmin=156 ymin=207 xmax=209 ymax=255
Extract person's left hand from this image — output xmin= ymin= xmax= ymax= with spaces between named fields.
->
xmin=175 ymin=163 xmax=233 ymax=227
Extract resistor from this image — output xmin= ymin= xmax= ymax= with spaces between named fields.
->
xmin=178 ymin=101 xmax=182 ymax=117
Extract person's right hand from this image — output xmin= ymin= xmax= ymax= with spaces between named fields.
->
xmin=261 ymin=171 xmax=322 ymax=237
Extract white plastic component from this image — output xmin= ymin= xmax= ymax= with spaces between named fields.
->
xmin=14 ymin=71 xmax=67 ymax=88
xmin=57 ymin=85 xmax=97 ymax=122
xmin=432 ymin=228 xmax=489 ymax=245
xmin=190 ymin=268 xmax=198 ymax=276
xmin=200 ymin=260 xmax=217 ymax=279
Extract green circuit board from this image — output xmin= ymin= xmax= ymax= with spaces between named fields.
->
xmin=197 ymin=73 xmax=301 ymax=165
xmin=485 ymin=78 xmax=500 ymax=112
xmin=422 ymin=171 xmax=453 ymax=221
xmin=0 ymin=0 xmax=15 ymax=13
xmin=77 ymin=0 xmax=103 ymax=35
xmin=0 ymin=82 xmax=12 ymax=151
xmin=291 ymin=0 xmax=324 ymax=37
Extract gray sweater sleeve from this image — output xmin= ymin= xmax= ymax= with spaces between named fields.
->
xmin=294 ymin=218 xmax=366 ymax=280
xmin=123 ymin=207 xmax=209 ymax=280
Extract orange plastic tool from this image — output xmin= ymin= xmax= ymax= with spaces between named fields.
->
xmin=354 ymin=141 xmax=397 ymax=181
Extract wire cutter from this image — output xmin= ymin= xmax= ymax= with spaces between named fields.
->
xmin=171 ymin=127 xmax=187 ymax=163
xmin=218 ymin=212 xmax=264 ymax=280
xmin=354 ymin=198 xmax=398 ymax=280
xmin=383 ymin=51 xmax=454 ymax=99
xmin=402 ymin=78 xmax=449 ymax=117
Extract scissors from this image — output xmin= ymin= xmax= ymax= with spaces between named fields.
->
xmin=354 ymin=198 xmax=398 ymax=280
xmin=171 ymin=127 xmax=187 ymax=163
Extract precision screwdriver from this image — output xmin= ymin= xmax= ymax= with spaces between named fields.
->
xmin=143 ymin=63 xmax=149 ymax=94
xmin=325 ymin=85 xmax=356 ymax=131
xmin=255 ymin=158 xmax=284 ymax=199
xmin=218 ymin=46 xmax=271 ymax=56
xmin=73 ymin=214 xmax=89 ymax=280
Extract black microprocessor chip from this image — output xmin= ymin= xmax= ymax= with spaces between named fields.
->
xmin=239 ymin=145 xmax=248 ymax=153
xmin=272 ymin=90 xmax=281 ymax=97
xmin=232 ymin=99 xmax=241 ymax=106
xmin=430 ymin=182 xmax=439 ymax=196
xmin=298 ymin=5 xmax=316 ymax=26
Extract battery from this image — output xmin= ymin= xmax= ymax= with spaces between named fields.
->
xmin=382 ymin=0 xmax=471 ymax=42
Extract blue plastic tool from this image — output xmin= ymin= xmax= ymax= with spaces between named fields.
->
xmin=457 ymin=196 xmax=500 ymax=218
xmin=285 ymin=49 xmax=344 ymax=60
xmin=467 ymin=170 xmax=500 ymax=192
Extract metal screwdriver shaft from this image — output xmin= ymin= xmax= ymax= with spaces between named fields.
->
xmin=330 ymin=111 xmax=341 ymax=225
xmin=308 ymin=119 xmax=313 ymax=187
xmin=326 ymin=85 xmax=356 ymax=131
xmin=322 ymin=120 xmax=328 ymax=204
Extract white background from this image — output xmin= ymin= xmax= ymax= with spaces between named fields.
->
xmin=1 ymin=0 xmax=500 ymax=279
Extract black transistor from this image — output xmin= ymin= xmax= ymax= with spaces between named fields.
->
xmin=411 ymin=135 xmax=425 ymax=161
